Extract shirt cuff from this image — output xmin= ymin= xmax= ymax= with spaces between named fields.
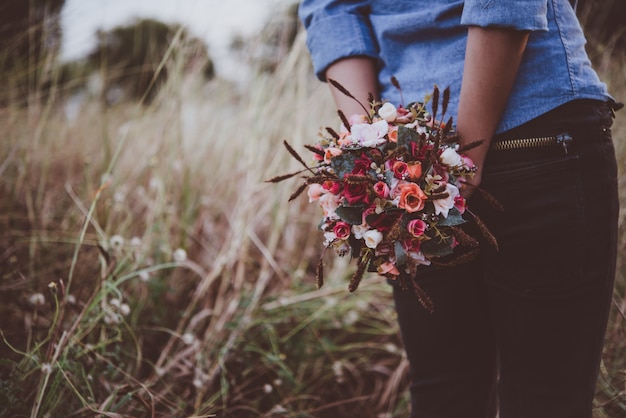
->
xmin=305 ymin=13 xmax=380 ymax=81
xmin=461 ymin=0 xmax=549 ymax=31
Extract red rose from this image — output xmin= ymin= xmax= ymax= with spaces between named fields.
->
xmin=323 ymin=180 xmax=343 ymax=195
xmin=343 ymin=181 xmax=371 ymax=205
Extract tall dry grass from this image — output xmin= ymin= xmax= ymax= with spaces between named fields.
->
xmin=0 ymin=31 xmax=409 ymax=418
xmin=0 ymin=24 xmax=625 ymax=418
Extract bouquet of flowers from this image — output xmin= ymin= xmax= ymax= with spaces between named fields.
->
xmin=269 ymin=82 xmax=496 ymax=311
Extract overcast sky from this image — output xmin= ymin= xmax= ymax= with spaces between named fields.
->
xmin=60 ymin=0 xmax=295 ymax=80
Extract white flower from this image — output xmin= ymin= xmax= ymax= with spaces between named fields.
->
xmin=270 ymin=405 xmax=288 ymax=414
xmin=173 ymin=248 xmax=187 ymax=262
xmin=351 ymin=224 xmax=369 ymax=240
xmin=28 ymin=293 xmax=45 ymax=307
xmin=66 ymin=294 xmax=76 ymax=305
xmin=343 ymin=310 xmax=359 ymax=326
xmin=263 ymin=384 xmax=273 ymax=394
xmin=332 ymin=360 xmax=343 ymax=376
xmin=109 ymin=298 xmax=121 ymax=308
xmin=149 ymin=177 xmax=163 ymax=191
xmin=432 ymin=183 xmax=459 ymax=218
xmin=323 ymin=231 xmax=337 ymax=246
xmin=350 ymin=120 xmax=389 ymax=147
xmin=332 ymin=360 xmax=345 ymax=383
xmin=384 ymin=343 xmax=398 ymax=353
xmin=104 ymin=311 xmax=121 ymax=324
xmin=193 ymin=378 xmax=203 ymax=389
xmin=378 ymin=102 xmax=398 ymax=122
xmin=119 ymin=303 xmax=131 ymax=316
xmin=182 ymin=333 xmax=195 ymax=345
xmin=363 ymin=229 xmax=383 ymax=249
xmin=139 ymin=270 xmax=150 ymax=282
xmin=109 ymin=235 xmax=124 ymax=251
xmin=440 ymin=147 xmax=463 ymax=167
xmin=113 ymin=191 xmax=125 ymax=204
xmin=41 ymin=363 xmax=53 ymax=375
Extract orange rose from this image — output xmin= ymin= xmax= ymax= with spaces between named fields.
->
xmin=406 ymin=161 xmax=422 ymax=180
xmin=398 ymin=183 xmax=427 ymax=213
xmin=378 ymin=261 xmax=400 ymax=277
xmin=324 ymin=147 xmax=343 ymax=163
xmin=388 ymin=126 xmax=398 ymax=143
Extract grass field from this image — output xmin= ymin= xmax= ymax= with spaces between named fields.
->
xmin=1 ymin=28 xmax=625 ymax=417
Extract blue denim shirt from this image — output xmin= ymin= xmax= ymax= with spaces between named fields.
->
xmin=299 ymin=0 xmax=611 ymax=134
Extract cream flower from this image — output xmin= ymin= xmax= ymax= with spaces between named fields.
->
xmin=363 ymin=229 xmax=383 ymax=249
xmin=440 ymin=147 xmax=463 ymax=167
xmin=319 ymin=193 xmax=341 ymax=218
xmin=378 ymin=102 xmax=398 ymax=122
xmin=351 ymin=224 xmax=369 ymax=240
xmin=432 ymin=183 xmax=460 ymax=218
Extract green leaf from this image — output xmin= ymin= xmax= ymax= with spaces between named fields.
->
xmin=330 ymin=153 xmax=358 ymax=179
xmin=335 ymin=205 xmax=365 ymax=225
xmin=420 ymin=236 xmax=454 ymax=257
xmin=394 ymin=241 xmax=407 ymax=267
xmin=438 ymin=207 xmax=466 ymax=226
xmin=397 ymin=125 xmax=419 ymax=149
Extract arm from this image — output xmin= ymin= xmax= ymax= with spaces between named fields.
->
xmin=298 ymin=0 xmax=379 ymax=115
xmin=324 ymin=56 xmax=379 ymax=117
xmin=456 ymin=26 xmax=529 ymax=196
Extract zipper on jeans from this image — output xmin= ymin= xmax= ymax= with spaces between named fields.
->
xmin=491 ymin=132 xmax=573 ymax=154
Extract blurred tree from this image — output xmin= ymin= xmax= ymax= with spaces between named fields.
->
xmin=0 ymin=0 xmax=66 ymax=104
xmin=87 ymin=18 xmax=214 ymax=105
xmin=577 ymin=0 xmax=625 ymax=51
xmin=231 ymin=2 xmax=300 ymax=74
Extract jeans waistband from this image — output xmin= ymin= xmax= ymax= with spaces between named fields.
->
xmin=493 ymin=99 xmax=618 ymax=146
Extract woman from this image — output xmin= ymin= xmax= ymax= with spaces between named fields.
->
xmin=298 ymin=1 xmax=621 ymax=417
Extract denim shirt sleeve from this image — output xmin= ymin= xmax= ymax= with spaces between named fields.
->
xmin=461 ymin=0 xmax=549 ymax=31
xmin=298 ymin=0 xmax=379 ymax=80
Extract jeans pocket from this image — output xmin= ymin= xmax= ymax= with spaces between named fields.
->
xmin=479 ymin=154 xmax=589 ymax=297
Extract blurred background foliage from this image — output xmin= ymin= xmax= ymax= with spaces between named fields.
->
xmin=0 ymin=1 xmax=624 ymax=417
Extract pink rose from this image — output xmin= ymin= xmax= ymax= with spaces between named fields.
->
xmin=454 ymin=195 xmax=466 ymax=214
xmin=373 ymin=181 xmax=390 ymax=198
xmin=407 ymin=219 xmax=427 ymax=237
xmin=351 ymin=120 xmax=389 ymax=147
xmin=333 ymin=221 xmax=352 ymax=240
xmin=307 ymin=183 xmax=325 ymax=202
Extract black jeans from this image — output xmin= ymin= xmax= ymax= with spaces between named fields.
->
xmin=393 ymin=100 xmax=619 ymax=418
